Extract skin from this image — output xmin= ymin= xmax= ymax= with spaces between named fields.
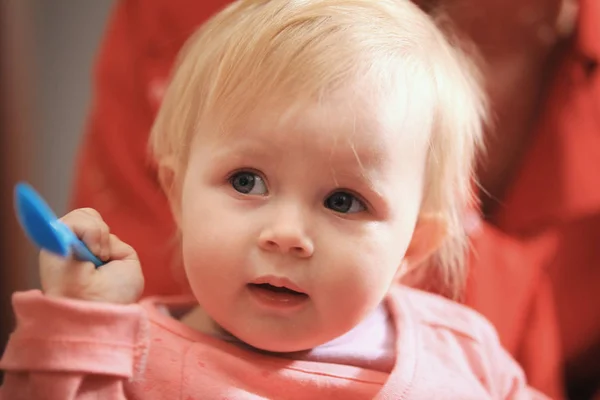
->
xmin=41 ymin=85 xmax=445 ymax=354
xmin=40 ymin=208 xmax=143 ymax=305
xmin=171 ymin=90 xmax=439 ymax=353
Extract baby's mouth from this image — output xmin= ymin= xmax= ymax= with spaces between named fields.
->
xmin=247 ymin=282 xmax=309 ymax=308
xmin=248 ymin=283 xmax=308 ymax=297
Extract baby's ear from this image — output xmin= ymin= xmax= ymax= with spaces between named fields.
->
xmin=403 ymin=212 xmax=447 ymax=268
xmin=158 ymin=157 xmax=182 ymax=227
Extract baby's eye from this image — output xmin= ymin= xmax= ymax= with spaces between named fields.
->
xmin=324 ymin=191 xmax=366 ymax=214
xmin=229 ymin=171 xmax=268 ymax=195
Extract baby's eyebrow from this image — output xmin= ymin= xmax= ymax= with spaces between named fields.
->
xmin=208 ymin=140 xmax=278 ymax=162
xmin=328 ymin=167 xmax=382 ymax=192
xmin=327 ymin=140 xmax=389 ymax=174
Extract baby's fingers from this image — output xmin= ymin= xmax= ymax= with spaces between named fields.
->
xmin=60 ymin=208 xmax=111 ymax=261
xmin=107 ymin=233 xmax=138 ymax=262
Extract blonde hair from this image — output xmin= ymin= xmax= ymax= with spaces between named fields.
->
xmin=150 ymin=0 xmax=487 ymax=298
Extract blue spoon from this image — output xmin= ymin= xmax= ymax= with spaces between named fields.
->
xmin=14 ymin=182 xmax=104 ymax=267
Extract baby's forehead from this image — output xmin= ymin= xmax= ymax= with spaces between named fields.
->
xmin=233 ymin=84 xmax=432 ymax=140
xmin=202 ymin=91 xmax=434 ymax=169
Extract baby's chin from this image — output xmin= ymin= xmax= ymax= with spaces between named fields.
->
xmin=199 ymin=299 xmax=367 ymax=353
xmin=181 ymin=303 xmax=333 ymax=352
xmin=219 ymin=326 xmax=306 ymax=353
xmin=223 ymin=321 xmax=350 ymax=354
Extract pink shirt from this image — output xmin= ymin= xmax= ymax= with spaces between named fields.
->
xmin=0 ymin=286 xmax=547 ymax=399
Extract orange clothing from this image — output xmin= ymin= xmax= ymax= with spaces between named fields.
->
xmin=488 ymin=0 xmax=600 ymax=394
xmin=0 ymin=288 xmax=547 ymax=399
xmin=70 ymin=0 xmax=599 ymax=398
xmin=463 ymin=222 xmax=564 ymax=398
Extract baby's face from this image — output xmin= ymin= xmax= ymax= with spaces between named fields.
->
xmin=176 ymin=88 xmax=434 ymax=352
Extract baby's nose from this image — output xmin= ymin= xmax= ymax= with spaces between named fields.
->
xmin=258 ymin=225 xmax=314 ymax=258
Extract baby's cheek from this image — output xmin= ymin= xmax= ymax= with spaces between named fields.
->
xmin=181 ymin=202 xmax=235 ymax=250
xmin=181 ymin=227 xmax=235 ymax=272
xmin=325 ymin=245 xmax=397 ymax=315
xmin=181 ymin=235 xmax=236 ymax=303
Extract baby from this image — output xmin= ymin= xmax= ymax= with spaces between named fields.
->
xmin=1 ymin=0 xmax=548 ymax=399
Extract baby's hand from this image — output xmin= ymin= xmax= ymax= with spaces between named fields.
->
xmin=39 ymin=208 xmax=144 ymax=304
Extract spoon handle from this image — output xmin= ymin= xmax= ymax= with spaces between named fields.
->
xmin=52 ymin=220 xmax=104 ymax=267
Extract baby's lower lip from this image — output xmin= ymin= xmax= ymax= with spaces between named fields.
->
xmin=247 ymin=283 xmax=309 ymax=311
